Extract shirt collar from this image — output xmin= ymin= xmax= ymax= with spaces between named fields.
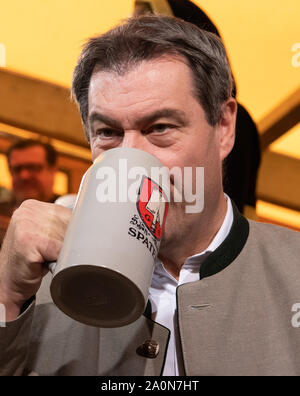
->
xmin=184 ymin=194 xmax=233 ymax=265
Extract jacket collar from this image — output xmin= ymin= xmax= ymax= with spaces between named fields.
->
xmin=143 ymin=200 xmax=250 ymax=319
xmin=200 ymin=201 xmax=249 ymax=279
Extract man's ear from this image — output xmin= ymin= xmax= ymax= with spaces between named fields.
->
xmin=217 ymin=98 xmax=237 ymax=161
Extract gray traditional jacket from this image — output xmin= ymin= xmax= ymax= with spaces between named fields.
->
xmin=1 ymin=206 xmax=300 ymax=376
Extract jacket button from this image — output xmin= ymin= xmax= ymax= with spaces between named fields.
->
xmin=136 ymin=339 xmax=159 ymax=358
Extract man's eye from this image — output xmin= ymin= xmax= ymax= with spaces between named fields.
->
xmin=95 ymin=129 xmax=119 ymax=138
xmin=148 ymin=124 xmax=173 ymax=134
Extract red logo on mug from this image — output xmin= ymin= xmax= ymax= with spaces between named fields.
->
xmin=137 ymin=176 xmax=168 ymax=240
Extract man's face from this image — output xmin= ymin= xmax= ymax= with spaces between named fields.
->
xmin=9 ymin=146 xmax=56 ymax=204
xmin=87 ymin=56 xmax=235 ymax=249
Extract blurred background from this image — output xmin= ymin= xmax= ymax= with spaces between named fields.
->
xmin=0 ymin=0 xmax=299 ymax=231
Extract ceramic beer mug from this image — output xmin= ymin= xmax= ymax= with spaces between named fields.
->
xmin=50 ymin=147 xmax=170 ymax=328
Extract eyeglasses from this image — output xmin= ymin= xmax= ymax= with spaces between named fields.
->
xmin=10 ymin=163 xmax=46 ymax=176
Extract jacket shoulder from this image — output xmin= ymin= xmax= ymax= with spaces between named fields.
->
xmin=244 ymin=220 xmax=300 ymax=282
xmin=248 ymin=220 xmax=300 ymax=248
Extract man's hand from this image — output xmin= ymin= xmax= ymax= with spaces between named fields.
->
xmin=0 ymin=199 xmax=72 ymax=321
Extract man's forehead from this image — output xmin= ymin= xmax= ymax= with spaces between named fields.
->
xmin=10 ymin=146 xmax=47 ymax=164
xmin=90 ymin=54 xmax=191 ymax=88
xmin=88 ymin=55 xmax=195 ymax=110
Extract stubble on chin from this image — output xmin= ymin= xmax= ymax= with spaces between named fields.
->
xmin=159 ymin=202 xmax=187 ymax=255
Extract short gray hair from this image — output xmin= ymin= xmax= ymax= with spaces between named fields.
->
xmin=72 ymin=15 xmax=234 ymax=139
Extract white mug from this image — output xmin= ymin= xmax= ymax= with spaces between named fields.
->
xmin=50 ymin=147 xmax=170 ymax=328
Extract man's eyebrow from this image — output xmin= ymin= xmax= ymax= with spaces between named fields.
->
xmin=88 ymin=113 xmax=122 ymax=129
xmin=88 ymin=108 xmax=188 ymax=130
xmin=136 ymin=108 xmax=189 ymax=127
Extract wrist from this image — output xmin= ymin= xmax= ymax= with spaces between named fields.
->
xmin=0 ymin=298 xmax=21 ymax=322
xmin=0 ymin=286 xmax=24 ymax=322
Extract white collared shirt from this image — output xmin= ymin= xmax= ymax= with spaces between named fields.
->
xmin=149 ymin=196 xmax=234 ymax=375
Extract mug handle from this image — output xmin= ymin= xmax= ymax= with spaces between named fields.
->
xmin=48 ymin=261 xmax=57 ymax=274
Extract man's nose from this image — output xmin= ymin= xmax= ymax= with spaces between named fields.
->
xmin=18 ymin=168 xmax=31 ymax=179
xmin=121 ymin=130 xmax=146 ymax=151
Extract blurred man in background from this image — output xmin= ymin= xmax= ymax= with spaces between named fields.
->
xmin=0 ymin=140 xmax=58 ymax=242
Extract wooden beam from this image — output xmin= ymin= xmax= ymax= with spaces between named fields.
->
xmin=257 ymin=149 xmax=300 ymax=211
xmin=1 ymin=68 xmax=299 ymax=152
xmin=0 ymin=69 xmax=88 ymax=148
xmin=258 ymin=86 xmax=300 ymax=150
